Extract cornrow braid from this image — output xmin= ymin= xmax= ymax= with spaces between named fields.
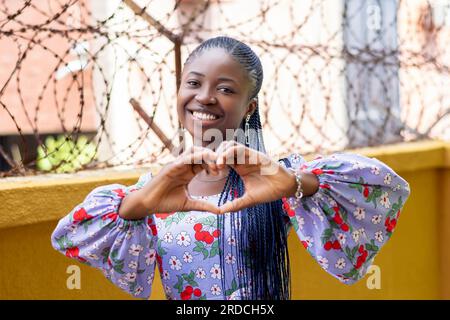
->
xmin=185 ymin=36 xmax=290 ymax=300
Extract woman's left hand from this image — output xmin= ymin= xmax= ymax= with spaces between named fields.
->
xmin=214 ymin=141 xmax=301 ymax=214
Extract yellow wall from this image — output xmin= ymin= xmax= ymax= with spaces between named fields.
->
xmin=0 ymin=139 xmax=449 ymax=299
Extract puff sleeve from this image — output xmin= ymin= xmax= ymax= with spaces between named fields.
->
xmin=51 ymin=172 xmax=158 ymax=299
xmin=281 ymin=152 xmax=411 ymax=284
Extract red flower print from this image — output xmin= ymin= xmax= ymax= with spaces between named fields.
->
xmin=72 ymin=208 xmax=93 ymax=222
xmin=149 ymin=224 xmax=157 ymax=236
xmin=358 ymin=245 xmax=365 ymax=254
xmin=386 ymin=218 xmax=397 ymax=232
xmin=319 ymin=183 xmax=331 ymax=189
xmin=212 ymin=230 xmax=221 ymax=238
xmin=363 ymin=185 xmax=369 ymax=198
xmin=65 ymin=247 xmax=79 ymax=258
xmin=180 ymin=291 xmax=191 ymax=300
xmin=193 ymin=288 xmax=202 ymax=297
xmin=185 ymin=286 xmax=193 ymax=294
xmin=101 ymin=212 xmax=118 ymax=222
xmin=340 ymin=223 xmax=349 ymax=232
xmin=287 ymin=209 xmax=295 ymax=217
xmin=332 ymin=240 xmax=341 ymax=250
xmin=112 ymin=188 xmax=126 ymax=199
xmin=324 ymin=241 xmax=333 ymax=251
xmin=204 ymin=233 xmax=215 ymax=245
xmin=312 ymin=168 xmax=323 ymax=175
xmin=301 ymin=241 xmax=308 ymax=249
xmin=194 ymin=223 xmax=203 ymax=232
xmin=333 ymin=213 xmax=343 ymax=225
xmin=65 ymin=247 xmax=86 ymax=262
xmin=156 ymin=253 xmax=163 ymax=273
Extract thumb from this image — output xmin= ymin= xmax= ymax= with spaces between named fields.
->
xmin=186 ymin=198 xmax=221 ymax=215
xmin=218 ymin=195 xmax=251 ymax=214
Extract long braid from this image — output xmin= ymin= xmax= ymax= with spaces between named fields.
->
xmin=185 ymin=36 xmax=291 ymax=300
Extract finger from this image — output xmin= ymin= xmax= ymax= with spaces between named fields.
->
xmin=216 ymin=145 xmax=247 ymax=168
xmin=186 ymin=198 xmax=221 ymax=215
xmin=218 ymin=195 xmax=251 ymax=214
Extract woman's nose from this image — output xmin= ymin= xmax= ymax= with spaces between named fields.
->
xmin=195 ymin=90 xmax=217 ymax=105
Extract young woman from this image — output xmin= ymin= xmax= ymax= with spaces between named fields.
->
xmin=51 ymin=36 xmax=411 ymax=300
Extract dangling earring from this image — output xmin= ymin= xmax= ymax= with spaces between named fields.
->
xmin=245 ymin=113 xmax=251 ymax=145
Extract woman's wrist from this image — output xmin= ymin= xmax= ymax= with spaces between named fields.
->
xmin=284 ymin=169 xmax=319 ymax=198
xmin=118 ymin=189 xmax=150 ymax=220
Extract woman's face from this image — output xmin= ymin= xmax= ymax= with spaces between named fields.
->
xmin=177 ymin=48 xmax=256 ymax=147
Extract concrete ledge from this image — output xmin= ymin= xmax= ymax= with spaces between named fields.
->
xmin=1 ymin=139 xmax=448 ymax=230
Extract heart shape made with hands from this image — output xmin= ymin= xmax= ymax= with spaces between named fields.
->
xmin=168 ymin=141 xmax=295 ymax=215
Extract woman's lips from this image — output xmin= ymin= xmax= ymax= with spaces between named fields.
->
xmin=186 ymin=109 xmax=223 ymax=126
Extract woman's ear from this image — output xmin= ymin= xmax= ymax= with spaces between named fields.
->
xmin=246 ymin=98 xmax=258 ymax=116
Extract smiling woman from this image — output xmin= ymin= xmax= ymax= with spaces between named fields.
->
xmin=51 ymin=36 xmax=411 ymax=300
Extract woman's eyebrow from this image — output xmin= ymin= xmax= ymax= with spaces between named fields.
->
xmin=187 ymin=71 xmax=237 ymax=84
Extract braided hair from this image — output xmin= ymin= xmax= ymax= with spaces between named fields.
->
xmin=184 ymin=36 xmax=291 ymax=300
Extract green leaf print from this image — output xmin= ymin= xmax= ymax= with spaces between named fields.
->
xmin=343 ymin=268 xmax=358 ymax=278
xmin=157 ymin=239 xmax=167 ymax=256
xmin=174 ymin=275 xmax=184 ymax=293
xmin=198 ymin=216 xmax=217 ymax=228
xmin=321 ymin=228 xmax=333 ymax=245
xmin=164 ymin=212 xmax=188 ymax=227
xmin=323 ymin=163 xmax=343 ymax=170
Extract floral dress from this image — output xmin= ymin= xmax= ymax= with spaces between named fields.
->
xmin=51 ymin=152 xmax=411 ymax=300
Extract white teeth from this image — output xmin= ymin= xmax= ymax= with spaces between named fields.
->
xmin=192 ymin=111 xmax=218 ymax=121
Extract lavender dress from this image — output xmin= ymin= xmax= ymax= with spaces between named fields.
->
xmin=51 ymin=152 xmax=410 ymax=300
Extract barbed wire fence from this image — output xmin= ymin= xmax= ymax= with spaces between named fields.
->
xmin=0 ymin=0 xmax=449 ymax=177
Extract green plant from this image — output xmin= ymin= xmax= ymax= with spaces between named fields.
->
xmin=36 ymin=135 xmax=96 ymax=173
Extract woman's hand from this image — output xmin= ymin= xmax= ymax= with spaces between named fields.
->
xmin=214 ymin=141 xmax=301 ymax=214
xmin=119 ymin=146 xmax=221 ymax=219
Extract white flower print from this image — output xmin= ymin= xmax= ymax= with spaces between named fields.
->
xmin=113 ymin=237 xmax=123 ymax=246
xmin=350 ymin=198 xmax=356 ymax=204
xmin=118 ymin=278 xmax=128 ymax=288
xmin=337 ymin=233 xmax=346 ymax=245
xmin=164 ymin=285 xmax=172 ymax=294
xmin=335 ymin=258 xmax=346 ymax=269
xmin=352 ymin=161 xmax=366 ymax=170
xmin=124 ymin=272 xmax=137 ymax=283
xmin=176 ymin=232 xmax=191 ymax=246
xmin=296 ymin=216 xmax=305 ymax=230
xmin=380 ymin=192 xmax=391 ymax=208
xmin=125 ymin=230 xmax=133 ymax=240
xmin=303 ymin=236 xmax=314 ymax=248
xmin=211 ymin=284 xmax=222 ymax=296
xmin=210 ymin=264 xmax=222 ymax=279
xmin=147 ymin=273 xmax=154 ymax=285
xmin=128 ymin=261 xmax=138 ymax=269
xmin=145 ymin=249 xmax=156 ymax=266
xmin=358 ymin=228 xmax=367 ymax=241
xmin=328 ymin=199 xmax=337 ymax=207
xmin=352 ymin=230 xmax=360 ymax=243
xmin=163 ymin=232 xmax=174 ymax=243
xmin=372 ymin=215 xmax=382 ymax=224
xmin=236 ymin=268 xmax=245 ymax=277
xmin=134 ymin=286 xmax=144 ymax=296
xmin=86 ymin=253 xmax=99 ymax=260
xmin=225 ymin=253 xmax=236 ymax=265
xmin=353 ymin=207 xmax=366 ymax=221
xmin=375 ymin=231 xmax=384 ymax=243
xmin=317 ymin=256 xmax=329 ymax=270
xmin=227 ymin=236 xmax=237 ymax=246
xmin=169 ymin=256 xmax=182 ymax=270
xmin=384 ymin=173 xmax=392 ymax=185
xmin=311 ymin=207 xmax=324 ymax=222
xmin=162 ymin=270 xmax=170 ymax=280
xmin=64 ymin=224 xmax=78 ymax=234
xmin=195 ymin=268 xmax=206 ymax=279
xmin=183 ymin=251 xmax=193 ymax=263
xmin=128 ymin=244 xmax=143 ymax=256
xmin=185 ymin=216 xmax=196 ymax=224
xmin=371 ymin=165 xmax=380 ymax=175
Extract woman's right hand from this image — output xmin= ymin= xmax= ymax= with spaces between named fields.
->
xmin=119 ymin=146 xmax=221 ymax=220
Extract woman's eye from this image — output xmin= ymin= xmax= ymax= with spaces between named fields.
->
xmin=218 ymin=87 xmax=234 ymax=94
xmin=186 ymin=80 xmax=199 ymax=86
